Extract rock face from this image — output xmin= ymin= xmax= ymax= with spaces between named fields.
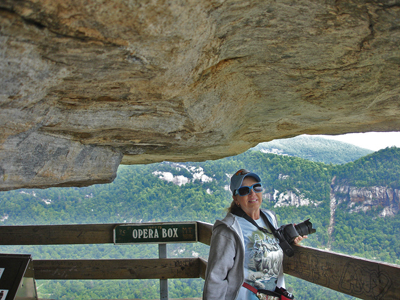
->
xmin=332 ymin=185 xmax=400 ymax=216
xmin=327 ymin=183 xmax=399 ymax=246
xmin=1 ymin=0 xmax=400 ymax=190
xmin=264 ymin=189 xmax=316 ymax=207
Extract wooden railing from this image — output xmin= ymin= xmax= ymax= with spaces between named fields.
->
xmin=1 ymin=222 xmax=400 ymax=300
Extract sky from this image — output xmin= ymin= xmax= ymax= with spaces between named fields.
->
xmin=313 ymin=132 xmax=400 ymax=151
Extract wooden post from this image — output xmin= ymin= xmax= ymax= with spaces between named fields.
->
xmin=159 ymin=244 xmax=168 ymax=300
xmin=197 ymin=221 xmax=213 ymax=246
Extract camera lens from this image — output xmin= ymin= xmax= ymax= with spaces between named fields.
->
xmin=295 ymin=219 xmax=316 ymax=236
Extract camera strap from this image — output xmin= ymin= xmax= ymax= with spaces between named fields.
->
xmin=231 ymin=206 xmax=273 ymax=234
xmin=231 ymin=207 xmax=295 ymax=257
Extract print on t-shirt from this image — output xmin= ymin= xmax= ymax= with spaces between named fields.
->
xmin=238 ymin=217 xmax=283 ymax=292
xmin=248 ymin=232 xmax=282 ymax=289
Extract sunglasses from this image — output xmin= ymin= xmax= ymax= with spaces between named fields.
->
xmin=234 ymin=183 xmax=264 ymax=196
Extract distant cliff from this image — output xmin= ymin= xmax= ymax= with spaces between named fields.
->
xmin=331 ymin=184 xmax=400 ymax=217
xmin=265 ymin=183 xmax=399 ymax=216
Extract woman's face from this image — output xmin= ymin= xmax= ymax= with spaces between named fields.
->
xmin=233 ymin=176 xmax=263 ymax=218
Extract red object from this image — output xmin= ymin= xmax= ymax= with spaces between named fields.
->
xmin=242 ymin=282 xmax=258 ymax=294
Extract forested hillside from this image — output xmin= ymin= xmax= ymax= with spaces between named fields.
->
xmin=1 ymin=143 xmax=399 ymax=300
xmin=334 ymin=146 xmax=400 ymax=187
xmin=253 ymin=135 xmax=373 ymax=164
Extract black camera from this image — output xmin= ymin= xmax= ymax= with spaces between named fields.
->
xmin=278 ymin=219 xmax=316 ymax=244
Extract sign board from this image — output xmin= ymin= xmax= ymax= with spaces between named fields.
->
xmin=114 ymin=222 xmax=197 ymax=244
xmin=0 ymin=254 xmax=37 ymax=300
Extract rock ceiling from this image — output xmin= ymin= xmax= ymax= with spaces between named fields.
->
xmin=1 ymin=0 xmax=400 ymax=191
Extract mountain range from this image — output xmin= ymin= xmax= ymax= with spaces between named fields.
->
xmin=251 ymin=135 xmax=373 ymax=164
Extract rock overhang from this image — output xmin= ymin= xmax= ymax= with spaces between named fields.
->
xmin=1 ymin=0 xmax=400 ymax=190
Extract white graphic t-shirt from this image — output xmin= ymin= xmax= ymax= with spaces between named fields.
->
xmin=236 ymin=216 xmax=284 ymax=300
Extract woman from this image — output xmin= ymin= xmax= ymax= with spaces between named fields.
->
xmin=203 ymin=169 xmax=305 ymax=300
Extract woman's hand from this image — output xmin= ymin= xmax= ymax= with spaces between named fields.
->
xmin=293 ymin=235 xmax=307 ymax=245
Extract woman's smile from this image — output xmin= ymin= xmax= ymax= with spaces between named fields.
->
xmin=233 ymin=177 xmax=263 ymax=219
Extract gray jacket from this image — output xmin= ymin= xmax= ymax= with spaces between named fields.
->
xmin=203 ymin=209 xmax=284 ymax=300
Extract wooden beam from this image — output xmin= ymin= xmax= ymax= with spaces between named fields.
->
xmin=196 ymin=221 xmax=212 ymax=246
xmin=284 ymin=245 xmax=400 ymax=300
xmin=0 ymin=224 xmax=115 ymax=245
xmin=0 ymin=222 xmax=212 ymax=245
xmin=33 ymin=258 xmax=201 ymax=280
xmin=0 ymin=222 xmax=202 ymax=245
xmin=199 ymin=258 xmax=208 ymax=280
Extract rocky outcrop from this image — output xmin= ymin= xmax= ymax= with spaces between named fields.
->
xmin=264 ymin=189 xmax=318 ymax=208
xmin=326 ymin=183 xmax=399 ymax=247
xmin=1 ymin=0 xmax=400 ymax=190
xmin=152 ymin=164 xmax=213 ymax=186
xmin=332 ymin=185 xmax=400 ymax=216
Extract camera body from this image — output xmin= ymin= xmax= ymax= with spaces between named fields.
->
xmin=275 ymin=219 xmax=316 ymax=257
xmin=278 ymin=219 xmax=316 ymax=244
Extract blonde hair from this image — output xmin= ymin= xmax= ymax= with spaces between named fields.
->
xmin=227 ymin=199 xmax=237 ymax=213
